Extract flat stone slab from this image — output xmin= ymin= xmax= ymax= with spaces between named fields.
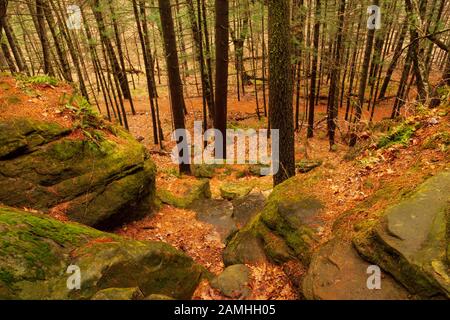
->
xmin=232 ymin=192 xmax=266 ymax=228
xmin=192 ymin=199 xmax=238 ymax=242
xmin=354 ymin=171 xmax=450 ymax=298
xmin=302 ymin=237 xmax=410 ymax=300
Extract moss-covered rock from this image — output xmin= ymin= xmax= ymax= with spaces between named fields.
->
xmin=192 ymin=164 xmax=216 ymax=178
xmin=0 ymin=206 xmax=205 ymax=300
xmin=157 ymin=178 xmax=211 ymax=208
xmin=224 ymin=175 xmax=324 ymax=266
xmin=353 ymin=171 xmax=450 ymax=299
xmin=0 ymin=118 xmax=156 ymax=227
xmin=220 ymin=181 xmax=254 ymax=200
xmin=296 ymin=159 xmax=323 ymax=173
xmin=91 ymin=287 xmax=144 ymax=300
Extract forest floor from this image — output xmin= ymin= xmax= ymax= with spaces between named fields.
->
xmin=113 ymin=82 xmax=448 ymax=300
xmin=1 ymin=75 xmax=448 ymax=300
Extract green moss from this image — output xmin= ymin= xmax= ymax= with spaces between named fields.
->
xmin=352 ymin=171 xmax=450 ymax=298
xmin=192 ymin=164 xmax=216 ymax=178
xmin=0 ymin=269 xmax=15 ymax=286
xmin=16 ymin=75 xmax=59 ymax=86
xmin=0 ymin=206 xmax=111 ymax=245
xmin=0 ymin=207 xmax=204 ymax=299
xmin=224 ymin=174 xmax=324 ymax=265
xmin=377 ymin=123 xmax=416 ymax=148
xmin=220 ymin=181 xmax=254 ymax=200
xmin=296 ymin=159 xmax=323 ymax=173
xmin=157 ymin=179 xmax=211 ymax=208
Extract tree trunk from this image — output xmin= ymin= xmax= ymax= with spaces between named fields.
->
xmin=214 ymin=0 xmax=229 ymax=159
xmin=327 ymin=0 xmax=345 ymax=149
xmin=158 ymin=0 xmax=191 ymax=174
xmin=307 ymin=0 xmax=320 ymax=138
xmin=0 ymin=0 xmax=7 ymax=39
xmin=35 ymin=0 xmax=54 ymax=76
xmin=269 ymin=0 xmax=295 ymax=186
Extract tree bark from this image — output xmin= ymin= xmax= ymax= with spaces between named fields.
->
xmin=307 ymin=0 xmax=320 ymax=138
xmin=158 ymin=0 xmax=191 ymax=174
xmin=35 ymin=0 xmax=54 ymax=76
xmin=269 ymin=0 xmax=295 ymax=186
xmin=214 ymin=0 xmax=229 ymax=159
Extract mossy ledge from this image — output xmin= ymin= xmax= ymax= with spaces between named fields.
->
xmin=353 ymin=171 xmax=450 ymax=299
xmin=0 ymin=118 xmax=157 ymax=227
xmin=0 ymin=206 xmax=205 ymax=300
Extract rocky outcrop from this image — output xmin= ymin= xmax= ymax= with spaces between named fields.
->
xmin=354 ymin=171 xmax=450 ymax=299
xmin=0 ymin=118 xmax=156 ymax=227
xmin=0 ymin=206 xmax=205 ymax=300
xmin=224 ymin=175 xmax=324 ymax=266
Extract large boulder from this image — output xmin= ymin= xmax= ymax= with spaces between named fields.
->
xmin=211 ymin=264 xmax=251 ymax=299
xmin=192 ymin=199 xmax=237 ymax=242
xmin=353 ymin=171 xmax=450 ymax=299
xmin=302 ymin=237 xmax=410 ymax=300
xmin=0 ymin=206 xmax=205 ymax=300
xmin=0 ymin=118 xmax=156 ymax=227
xmin=224 ymin=175 xmax=324 ymax=266
xmin=157 ymin=177 xmax=211 ymax=209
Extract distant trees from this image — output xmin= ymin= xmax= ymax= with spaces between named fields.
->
xmin=1 ymin=0 xmax=450 ymax=175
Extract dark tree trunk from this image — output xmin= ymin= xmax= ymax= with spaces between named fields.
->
xmin=214 ymin=0 xmax=229 ymax=159
xmin=0 ymin=0 xmax=7 ymax=38
xmin=158 ymin=0 xmax=191 ymax=174
xmin=186 ymin=0 xmax=214 ymax=124
xmin=269 ymin=0 xmax=295 ymax=186
xmin=3 ymin=18 xmax=28 ymax=74
xmin=307 ymin=0 xmax=320 ymax=138
xmin=35 ymin=0 xmax=54 ymax=76
xmin=327 ymin=0 xmax=345 ymax=149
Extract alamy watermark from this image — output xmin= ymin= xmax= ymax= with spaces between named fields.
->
xmin=171 ymin=121 xmax=279 ymax=176
xmin=66 ymin=264 xmax=81 ymax=290
xmin=67 ymin=5 xmax=82 ymax=30
xmin=366 ymin=265 xmax=381 ymax=290
xmin=367 ymin=5 xmax=381 ymax=30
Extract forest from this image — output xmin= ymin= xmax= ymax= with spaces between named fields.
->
xmin=0 ymin=0 xmax=449 ymax=302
